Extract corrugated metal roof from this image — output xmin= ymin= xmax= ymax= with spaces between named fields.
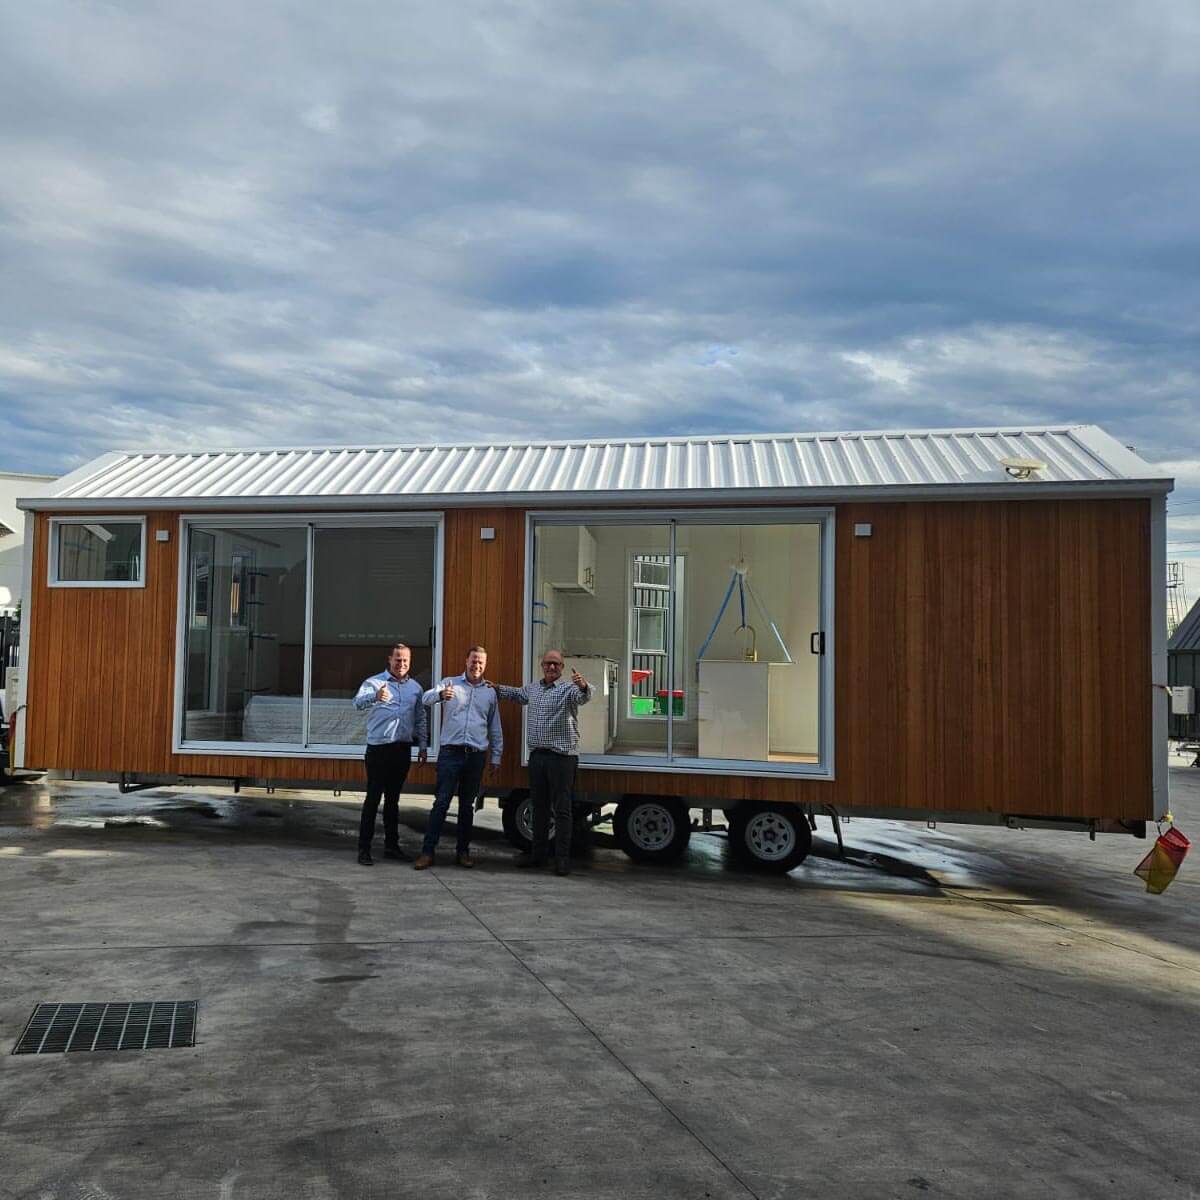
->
xmin=23 ymin=425 xmax=1171 ymax=511
xmin=1170 ymin=596 xmax=1200 ymax=653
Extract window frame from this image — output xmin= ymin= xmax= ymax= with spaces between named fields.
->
xmin=47 ymin=516 xmax=147 ymax=589
xmin=626 ymin=550 xmax=688 ymax=723
xmin=172 ymin=511 xmax=444 ymax=759
xmin=525 ymin=507 xmax=836 ymax=780
xmin=632 ymin=607 xmax=667 ymax=654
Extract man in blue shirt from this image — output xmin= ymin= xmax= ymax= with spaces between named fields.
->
xmin=352 ymin=643 xmax=428 ymax=866
xmin=416 ymin=645 xmax=502 ymax=869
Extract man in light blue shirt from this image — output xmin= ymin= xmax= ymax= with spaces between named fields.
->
xmin=415 ymin=645 xmax=502 ymax=869
xmin=351 ymin=643 xmax=428 ymax=866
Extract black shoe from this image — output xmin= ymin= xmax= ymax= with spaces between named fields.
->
xmin=514 ymin=853 xmax=546 ymax=869
xmin=383 ymin=846 xmax=409 ymax=862
xmin=357 ymin=850 xmax=374 ymax=866
xmin=554 ymin=861 xmax=571 ymax=877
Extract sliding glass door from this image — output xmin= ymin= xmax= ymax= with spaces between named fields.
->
xmin=181 ymin=526 xmax=308 ymax=745
xmin=529 ymin=510 xmax=832 ymax=774
xmin=178 ymin=516 xmax=441 ymax=754
xmin=673 ymin=521 xmax=823 ymax=765
xmin=531 ymin=521 xmax=670 ymax=759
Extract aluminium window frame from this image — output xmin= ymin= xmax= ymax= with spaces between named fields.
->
xmin=172 ymin=511 xmax=444 ymax=759
xmin=47 ymin=516 xmax=147 ymax=589
xmin=524 ymin=506 xmax=836 ymax=780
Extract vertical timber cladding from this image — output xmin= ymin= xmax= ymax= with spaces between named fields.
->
xmin=583 ymin=498 xmax=1153 ymax=822
xmin=26 ymin=498 xmax=1153 ymax=820
xmin=25 ymin=511 xmax=180 ymax=774
xmin=439 ymin=508 xmax=527 ymax=785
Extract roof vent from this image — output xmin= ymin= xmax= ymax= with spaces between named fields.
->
xmin=999 ymin=457 xmax=1047 ymax=480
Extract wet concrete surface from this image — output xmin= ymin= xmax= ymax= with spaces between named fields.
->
xmin=1 ymin=760 xmax=1199 ymax=1198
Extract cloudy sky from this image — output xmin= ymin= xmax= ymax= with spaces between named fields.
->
xmin=1 ymin=1 xmax=1198 ymax=592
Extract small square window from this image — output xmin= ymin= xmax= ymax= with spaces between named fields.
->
xmin=633 ymin=608 xmax=666 ymax=653
xmin=634 ymin=559 xmax=670 ymax=588
xmin=50 ymin=519 xmax=146 ymax=587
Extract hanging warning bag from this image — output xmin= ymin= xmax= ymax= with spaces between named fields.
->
xmin=1133 ymin=825 xmax=1191 ymax=894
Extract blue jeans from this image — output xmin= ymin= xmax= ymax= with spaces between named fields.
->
xmin=422 ymin=746 xmax=485 ymax=856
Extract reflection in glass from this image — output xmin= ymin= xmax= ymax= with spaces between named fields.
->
xmin=56 ymin=522 xmax=142 ymax=582
xmin=308 ymin=527 xmax=437 ymax=746
xmin=182 ymin=526 xmax=308 ymax=743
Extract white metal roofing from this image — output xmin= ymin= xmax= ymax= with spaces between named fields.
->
xmin=21 ymin=425 xmax=1171 ymax=512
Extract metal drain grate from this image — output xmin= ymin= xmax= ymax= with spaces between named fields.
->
xmin=12 ymin=1001 xmax=198 ymax=1055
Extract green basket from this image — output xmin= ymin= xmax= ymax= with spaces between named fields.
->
xmin=630 ymin=696 xmax=656 ymax=716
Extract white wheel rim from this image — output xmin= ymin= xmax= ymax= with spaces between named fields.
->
xmin=745 ymin=812 xmax=797 ymax=862
xmin=629 ymin=804 xmax=676 ymax=852
xmin=518 ymin=800 xmax=555 ymax=842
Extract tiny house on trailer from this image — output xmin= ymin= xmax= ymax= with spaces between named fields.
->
xmin=13 ymin=425 xmax=1171 ymax=872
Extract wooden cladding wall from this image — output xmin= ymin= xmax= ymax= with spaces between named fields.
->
xmin=583 ymin=498 xmax=1153 ymax=820
xmin=24 ymin=508 xmax=527 ymax=791
xmin=25 ymin=512 xmax=180 ymax=774
xmin=24 ymin=499 xmax=1153 ymax=820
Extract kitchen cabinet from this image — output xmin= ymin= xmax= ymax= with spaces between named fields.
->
xmin=697 ymin=660 xmax=796 ymax=760
xmin=539 ymin=525 xmax=596 ymax=594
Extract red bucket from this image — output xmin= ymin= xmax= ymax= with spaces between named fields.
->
xmin=1134 ymin=827 xmax=1190 ymax=894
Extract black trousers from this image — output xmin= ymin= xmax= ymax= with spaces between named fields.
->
xmin=528 ymin=748 xmax=577 ymax=863
xmin=359 ymin=741 xmax=413 ymax=853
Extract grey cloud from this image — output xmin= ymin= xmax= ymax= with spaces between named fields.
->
xmin=0 ymin=0 xmax=1196 ymax=504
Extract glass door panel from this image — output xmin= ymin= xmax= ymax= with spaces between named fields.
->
xmin=308 ymin=526 xmax=438 ymax=747
xmin=672 ymin=521 xmax=823 ymax=765
xmin=532 ymin=522 xmax=670 ymax=759
xmin=181 ymin=525 xmax=308 ymax=745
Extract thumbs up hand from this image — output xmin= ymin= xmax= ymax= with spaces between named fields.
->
xmin=376 ymin=682 xmax=391 ymax=703
xmin=440 ymin=680 xmax=456 ymax=702
xmin=571 ymin=669 xmax=587 ymax=690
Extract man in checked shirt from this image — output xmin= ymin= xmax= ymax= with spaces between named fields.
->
xmin=491 ymin=650 xmax=592 ymax=875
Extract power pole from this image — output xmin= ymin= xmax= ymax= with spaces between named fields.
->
xmin=1167 ymin=561 xmax=1188 ymax=637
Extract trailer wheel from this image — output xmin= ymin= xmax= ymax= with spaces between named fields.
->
xmin=501 ymin=794 xmax=589 ymax=854
xmin=502 ymin=793 xmax=544 ymax=852
xmin=728 ymin=803 xmax=812 ymax=873
xmin=614 ymin=797 xmax=690 ymax=864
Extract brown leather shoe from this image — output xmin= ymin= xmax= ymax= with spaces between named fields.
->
xmin=456 ymin=854 xmax=475 ymax=869
xmin=413 ymin=854 xmax=434 ymax=870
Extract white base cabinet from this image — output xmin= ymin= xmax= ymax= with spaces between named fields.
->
xmin=697 ymin=660 xmax=796 ymax=761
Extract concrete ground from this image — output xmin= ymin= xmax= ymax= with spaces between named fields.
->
xmin=2 ymin=761 xmax=1199 ymax=1200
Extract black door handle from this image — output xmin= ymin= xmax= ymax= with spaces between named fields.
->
xmin=810 ymin=632 xmax=825 ymax=656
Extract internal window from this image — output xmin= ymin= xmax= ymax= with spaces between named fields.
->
xmin=628 ymin=553 xmax=686 ymax=720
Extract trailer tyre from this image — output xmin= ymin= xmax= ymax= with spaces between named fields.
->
xmin=728 ymin=803 xmax=812 ymax=873
xmin=614 ymin=796 xmax=690 ymax=864
xmin=501 ymin=792 xmax=542 ymax=852
xmin=501 ymin=793 xmax=588 ymax=854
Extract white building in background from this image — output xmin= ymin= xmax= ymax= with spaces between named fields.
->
xmin=0 ymin=472 xmax=57 ymax=613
